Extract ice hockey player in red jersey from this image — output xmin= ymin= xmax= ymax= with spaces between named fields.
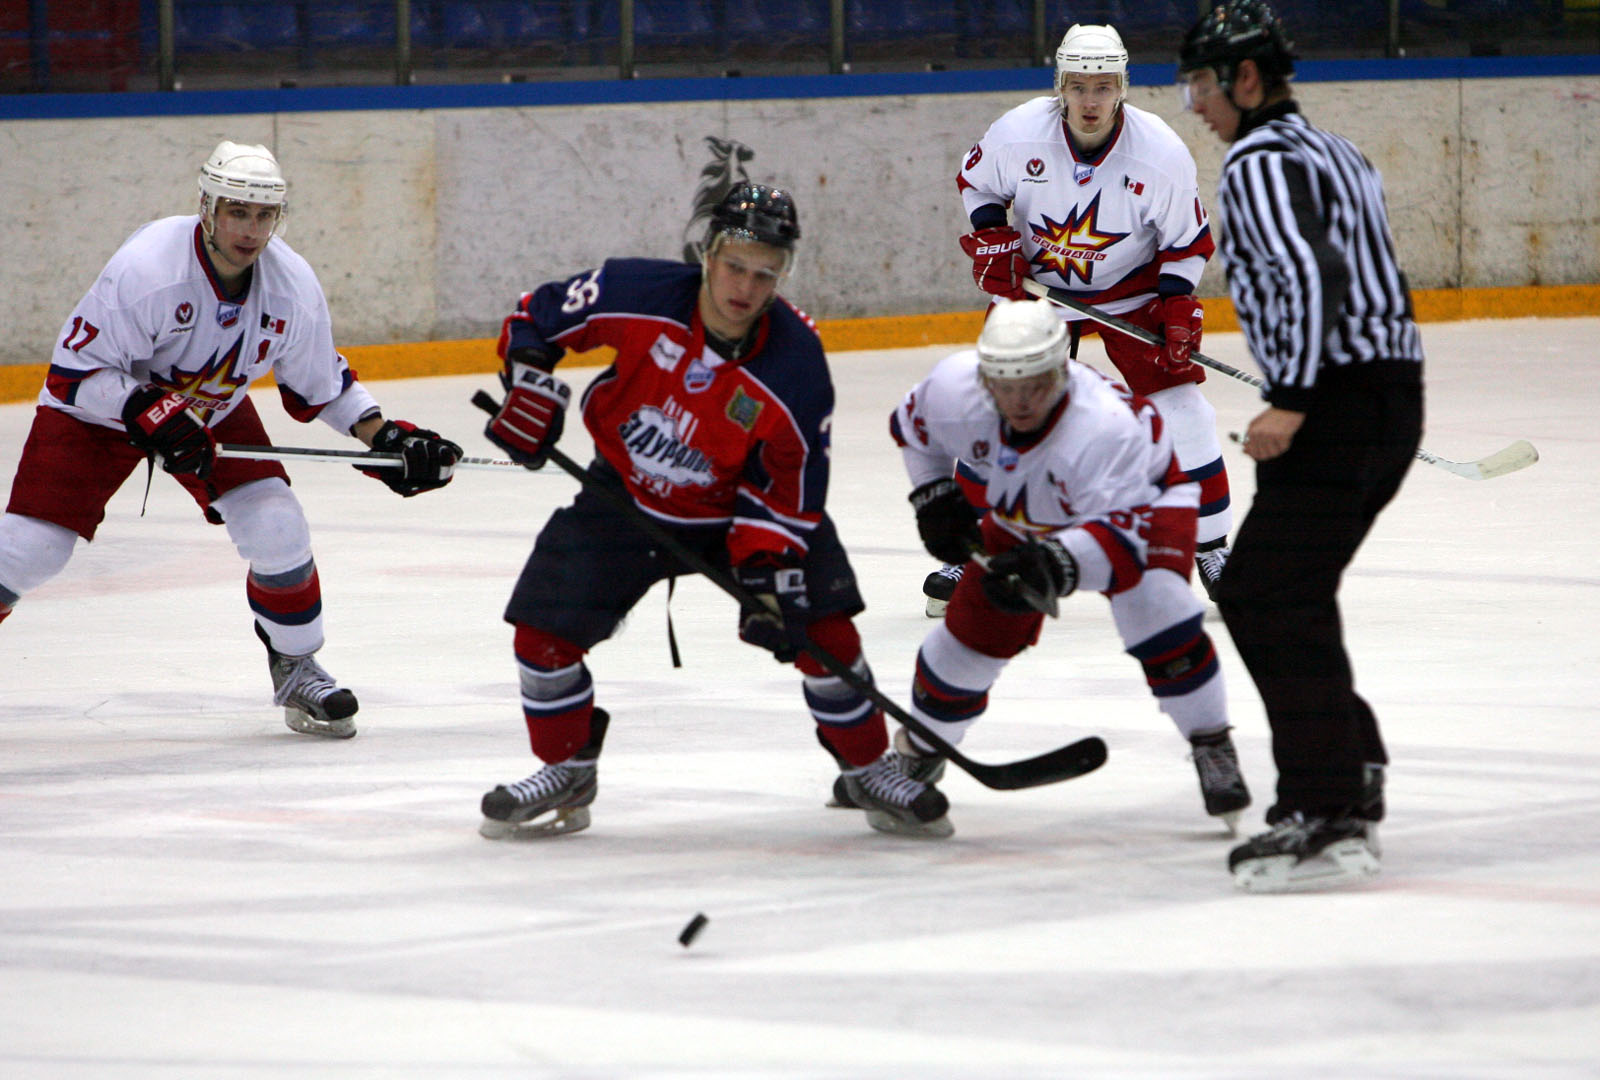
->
xmin=881 ymin=298 xmax=1250 ymax=831
xmin=940 ymin=23 xmax=1232 ymax=613
xmin=0 ymin=141 xmax=461 ymax=739
xmin=476 ymin=183 xmax=952 ymax=840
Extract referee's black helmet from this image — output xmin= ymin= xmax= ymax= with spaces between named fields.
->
xmin=1178 ymin=0 xmax=1297 ymax=86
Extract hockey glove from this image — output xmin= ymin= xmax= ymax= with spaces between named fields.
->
xmin=734 ymin=553 xmax=811 ymax=663
xmin=980 ymin=538 xmax=1078 ymax=615
xmin=121 ymin=386 xmax=216 ymax=478
xmin=1139 ymin=294 xmax=1204 ymax=374
xmin=958 ymin=226 xmax=1031 ymax=301
xmin=909 ymin=477 xmax=983 ymax=565
xmin=484 ymin=360 xmax=570 ymax=469
xmin=362 ymin=420 xmax=462 ymax=497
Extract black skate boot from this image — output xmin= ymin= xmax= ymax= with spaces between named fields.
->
xmin=840 ymin=751 xmax=953 ymax=838
xmin=258 ymin=623 xmax=357 ymax=739
xmin=1195 ymin=539 xmax=1230 ymax=602
xmin=829 ymin=728 xmax=947 ymax=808
xmin=1189 ymin=726 xmax=1251 ymax=833
xmin=922 ymin=563 xmax=964 ymax=617
xmin=1229 ymin=811 xmax=1379 ymax=893
xmin=480 ymin=709 xmax=610 ymax=839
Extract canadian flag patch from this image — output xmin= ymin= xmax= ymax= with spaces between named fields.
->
xmin=1124 ymin=176 xmax=1145 ymax=196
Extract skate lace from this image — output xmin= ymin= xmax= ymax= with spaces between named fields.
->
xmin=855 ymin=753 xmax=926 ymax=807
xmin=935 ymin=564 xmax=965 ymax=582
xmin=1192 ymin=741 xmax=1243 ymax=792
xmin=504 ymin=762 xmax=582 ymax=803
xmin=271 ymin=654 xmax=339 ymax=709
xmin=1196 ymin=545 xmax=1230 ymax=581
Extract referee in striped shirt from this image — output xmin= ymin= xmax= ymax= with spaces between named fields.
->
xmin=1177 ymin=0 xmax=1424 ymax=892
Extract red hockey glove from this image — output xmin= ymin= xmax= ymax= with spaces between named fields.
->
xmin=734 ymin=553 xmax=811 ymax=663
xmin=484 ymin=362 xmax=570 ymax=469
xmin=958 ymin=226 xmax=1031 ymax=301
xmin=1155 ymin=294 xmax=1204 ymax=373
xmin=121 ymin=386 xmax=216 ymax=478
xmin=362 ymin=420 xmax=462 ymax=497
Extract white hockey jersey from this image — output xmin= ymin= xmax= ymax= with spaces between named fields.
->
xmin=41 ymin=215 xmax=376 ymax=434
xmin=958 ymin=97 xmax=1214 ymax=317
xmin=892 ymin=351 xmax=1198 ymax=594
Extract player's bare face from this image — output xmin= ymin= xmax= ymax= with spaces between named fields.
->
xmin=205 ymin=198 xmax=280 ymax=284
xmin=1180 ymin=69 xmax=1240 ymax=142
xmin=985 ymin=370 xmax=1064 ymax=433
xmin=701 ymin=240 xmax=786 ymax=339
xmin=1061 ymin=74 xmax=1123 ymax=149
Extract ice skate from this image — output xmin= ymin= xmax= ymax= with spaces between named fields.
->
xmin=262 ymin=629 xmax=358 ymax=739
xmin=922 ymin=563 xmax=964 ymax=617
xmin=840 ymin=751 xmax=953 ymax=838
xmin=1229 ymin=812 xmax=1380 ymax=893
xmin=1189 ymin=727 xmax=1250 ymax=833
xmin=1195 ymin=540 xmax=1230 ymax=602
xmin=830 ymin=727 xmax=947 ymax=808
xmin=480 ymin=709 xmax=609 ymax=839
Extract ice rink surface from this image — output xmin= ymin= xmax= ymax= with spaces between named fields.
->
xmin=2 ymin=319 xmax=1597 ymax=1078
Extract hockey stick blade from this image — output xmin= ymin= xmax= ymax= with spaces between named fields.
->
xmin=1020 ymin=279 xmax=1539 ymax=482
xmin=471 ymin=389 xmax=1106 ymax=791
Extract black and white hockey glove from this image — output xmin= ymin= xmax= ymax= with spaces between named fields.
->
xmin=735 ymin=553 xmax=811 ymax=663
xmin=121 ymin=386 xmax=216 ymax=478
xmin=980 ymin=538 xmax=1078 ymax=615
xmin=909 ymin=477 xmax=982 ymax=565
xmin=485 ymin=358 xmax=570 ymax=469
xmin=363 ymin=420 xmax=462 ymax=497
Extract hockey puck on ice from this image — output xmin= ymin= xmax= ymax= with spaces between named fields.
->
xmin=678 ymin=912 xmax=709 ymax=947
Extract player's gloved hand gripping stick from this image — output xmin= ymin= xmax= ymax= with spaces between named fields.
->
xmin=469 ymin=389 xmax=1106 ymax=792
xmin=1020 ymin=278 xmax=1538 ymax=481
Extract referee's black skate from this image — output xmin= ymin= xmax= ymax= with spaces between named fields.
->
xmin=922 ymin=563 xmax=964 ymax=617
xmin=1189 ymin=727 xmax=1250 ymax=833
xmin=1195 ymin=539 xmax=1230 ymax=602
xmin=1229 ymin=811 xmax=1379 ymax=893
xmin=480 ymin=709 xmax=609 ymax=839
xmin=259 ymin=625 xmax=357 ymax=739
xmin=841 ymin=751 xmax=953 ymax=838
xmin=829 ymin=728 xmax=947 ymax=808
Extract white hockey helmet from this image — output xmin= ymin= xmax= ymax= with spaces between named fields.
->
xmin=1055 ymin=23 xmax=1129 ymax=99
xmin=198 ymin=141 xmax=286 ymax=213
xmin=976 ymin=299 xmax=1070 ymax=382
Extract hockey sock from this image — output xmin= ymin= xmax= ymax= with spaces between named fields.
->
xmin=798 ymin=615 xmax=887 ymax=767
xmin=247 ymin=558 xmax=324 ymax=657
xmin=513 ymin=623 xmax=596 ymax=763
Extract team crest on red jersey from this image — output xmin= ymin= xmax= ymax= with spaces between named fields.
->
xmin=684 ymin=356 xmax=715 ymax=393
xmin=725 ymin=386 xmax=764 ymax=431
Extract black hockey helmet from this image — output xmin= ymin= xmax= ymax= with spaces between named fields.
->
xmin=1178 ymin=0 xmax=1296 ymax=88
xmin=704 ymin=182 xmax=801 ymax=253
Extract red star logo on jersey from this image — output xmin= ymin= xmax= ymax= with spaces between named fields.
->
xmin=1026 ymin=193 xmax=1128 ymax=286
xmin=152 ymin=335 xmax=250 ymax=420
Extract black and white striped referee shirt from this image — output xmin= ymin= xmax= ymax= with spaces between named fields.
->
xmin=1216 ymin=101 xmax=1424 ymax=411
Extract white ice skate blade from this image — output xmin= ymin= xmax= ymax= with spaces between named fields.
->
xmin=1233 ymin=839 xmax=1380 ymax=894
xmin=863 ymin=808 xmax=955 ymax=840
xmin=924 ymin=597 xmax=949 ymax=618
xmin=478 ymin=806 xmax=592 ymax=840
xmin=283 ymin=707 xmax=356 ymax=739
xmin=1216 ymin=811 xmax=1242 ymax=837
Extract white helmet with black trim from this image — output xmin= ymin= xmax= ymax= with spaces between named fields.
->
xmin=198 ymin=141 xmax=286 ymax=235
xmin=976 ymin=298 xmax=1070 ymax=383
xmin=1055 ymin=23 xmax=1129 ymax=103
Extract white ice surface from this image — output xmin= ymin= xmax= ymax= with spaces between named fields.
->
xmin=2 ymin=320 xmax=1597 ymax=1079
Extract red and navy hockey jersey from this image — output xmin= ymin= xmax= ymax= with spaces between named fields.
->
xmin=499 ymin=258 xmax=833 ymax=564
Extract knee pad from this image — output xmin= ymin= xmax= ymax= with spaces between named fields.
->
xmin=1148 ymin=384 xmax=1222 ymax=468
xmin=0 ymin=513 xmax=78 ymax=599
xmin=214 ymin=478 xmax=313 ymax=576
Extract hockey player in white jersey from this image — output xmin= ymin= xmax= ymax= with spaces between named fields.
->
xmin=885 ymin=299 xmax=1250 ymax=829
xmin=0 ymin=141 xmax=461 ymax=738
xmin=943 ymin=23 xmax=1233 ymax=611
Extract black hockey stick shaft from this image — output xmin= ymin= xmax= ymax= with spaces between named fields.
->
xmin=472 ymin=389 xmax=1105 ymax=790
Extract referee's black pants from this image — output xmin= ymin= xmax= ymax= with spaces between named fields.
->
xmin=1215 ymin=364 xmax=1423 ymax=819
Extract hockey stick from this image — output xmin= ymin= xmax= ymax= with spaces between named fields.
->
xmin=216 ymin=443 xmax=541 ymax=473
xmin=1020 ymin=278 xmax=1539 ymax=481
xmin=470 ymin=389 xmax=1106 ymax=791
